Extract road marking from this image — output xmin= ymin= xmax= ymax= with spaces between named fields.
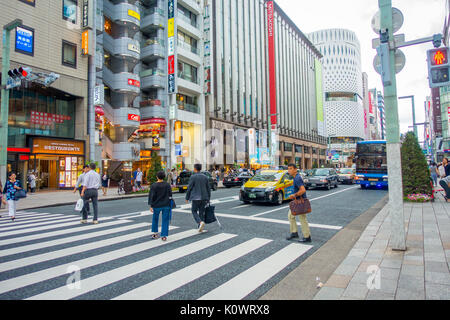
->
xmin=0 ymin=219 xmax=129 ymax=256
xmin=0 ymin=216 xmax=83 ymax=237
xmin=0 ymin=215 xmax=78 ymax=230
xmin=198 ymin=242 xmax=312 ymax=300
xmin=28 ymin=233 xmax=236 ymax=300
xmin=113 ymin=237 xmax=272 ymax=300
xmin=172 ymin=209 xmax=342 ymax=230
xmin=179 ymin=196 xmax=240 ymax=209
xmin=0 ymin=212 xmax=61 ymax=223
xmin=232 ymin=204 xmax=252 ymax=209
xmin=0 ymin=229 xmax=199 ymax=296
xmin=0 ymin=223 xmax=162 ymax=272
xmin=250 ymin=185 xmax=360 ymax=217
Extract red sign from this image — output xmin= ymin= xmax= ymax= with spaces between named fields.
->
xmin=168 ymin=55 xmax=175 ymax=75
xmin=140 ymin=118 xmax=167 ymax=125
xmin=128 ymin=114 xmax=141 ymax=122
xmin=128 ymin=79 xmax=140 ymax=87
xmin=30 ymin=111 xmax=71 ymax=125
xmin=267 ymin=1 xmax=277 ymax=125
xmin=95 ymin=106 xmax=104 ymax=115
xmin=368 ymin=91 xmax=374 ymax=114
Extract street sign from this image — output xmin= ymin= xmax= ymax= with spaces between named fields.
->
xmin=373 ymin=49 xmax=405 ymax=74
xmin=372 ymin=34 xmax=405 ymax=49
xmin=371 ymin=7 xmax=404 ymax=34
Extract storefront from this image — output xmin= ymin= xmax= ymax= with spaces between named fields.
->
xmin=28 ymin=137 xmax=85 ymax=190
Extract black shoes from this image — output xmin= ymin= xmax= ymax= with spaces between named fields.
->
xmin=286 ymin=232 xmax=299 ymax=240
xmin=298 ymin=236 xmax=312 ymax=243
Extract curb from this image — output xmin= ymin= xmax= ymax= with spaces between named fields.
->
xmin=259 ymin=193 xmax=389 ymax=300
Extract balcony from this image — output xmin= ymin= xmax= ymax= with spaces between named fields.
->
xmin=177 ymin=15 xmax=202 ymax=39
xmin=178 ymin=0 xmax=202 ymax=15
xmin=103 ymin=67 xmax=140 ymax=94
xmin=140 ymin=102 xmax=168 ymax=119
xmin=177 ymin=103 xmax=199 ymax=114
xmin=102 ymin=135 xmax=141 ymax=161
xmin=141 ymin=38 xmax=165 ymax=63
xmin=104 ymin=0 xmax=141 ymax=28
xmin=141 ymin=7 xmax=165 ymax=32
xmin=140 ymin=68 xmax=165 ymax=89
xmin=103 ymin=33 xmax=141 ymax=61
xmin=103 ymin=101 xmax=141 ymax=128
xmin=177 ymin=40 xmax=202 ymax=66
xmin=177 ymin=75 xmax=202 ymax=94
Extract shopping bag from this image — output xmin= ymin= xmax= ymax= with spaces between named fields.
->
xmin=15 ymin=189 xmax=27 ymax=200
xmin=204 ymin=202 xmax=222 ymax=228
xmin=75 ymin=198 xmax=84 ymax=211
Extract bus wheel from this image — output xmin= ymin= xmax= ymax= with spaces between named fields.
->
xmin=360 ymin=184 xmax=366 ymax=189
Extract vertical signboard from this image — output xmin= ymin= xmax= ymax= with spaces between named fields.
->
xmin=168 ymin=0 xmax=176 ymax=94
xmin=315 ymin=59 xmax=324 ymax=136
xmin=267 ymin=1 xmax=277 ymax=125
xmin=432 ymin=87 xmax=442 ymax=136
xmin=204 ymin=2 xmax=211 ymax=95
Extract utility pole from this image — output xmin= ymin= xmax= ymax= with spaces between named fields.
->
xmin=399 ymin=95 xmax=417 ymax=138
xmin=1 ymin=19 xmax=22 ymax=186
xmin=378 ymin=0 xmax=406 ymax=250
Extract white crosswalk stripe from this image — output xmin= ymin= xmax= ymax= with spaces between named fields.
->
xmin=0 ymin=210 xmax=314 ymax=300
xmin=0 ymin=213 xmax=63 ymax=224
xmin=0 ymin=215 xmax=80 ymax=231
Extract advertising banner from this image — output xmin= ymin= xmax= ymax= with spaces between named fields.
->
xmin=15 ymin=26 xmax=34 ymax=55
xmin=267 ymin=1 xmax=277 ymax=125
xmin=315 ymin=59 xmax=324 ymax=136
xmin=432 ymin=87 xmax=442 ymax=136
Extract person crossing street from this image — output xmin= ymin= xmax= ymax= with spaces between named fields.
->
xmin=185 ymin=163 xmax=211 ymax=233
xmin=80 ymin=163 xmax=101 ymax=224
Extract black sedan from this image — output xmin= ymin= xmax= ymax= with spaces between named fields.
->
xmin=304 ymin=168 xmax=339 ymax=190
xmin=176 ymin=171 xmax=218 ymax=192
xmin=223 ymin=173 xmax=253 ymax=188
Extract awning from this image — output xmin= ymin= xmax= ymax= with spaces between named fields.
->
xmin=140 ymin=118 xmax=167 ymax=125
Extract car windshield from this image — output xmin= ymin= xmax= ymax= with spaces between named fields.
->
xmin=251 ymin=172 xmax=283 ymax=182
xmin=179 ymin=172 xmax=191 ymax=178
xmin=311 ymin=169 xmax=330 ymax=176
xmin=340 ymin=169 xmax=354 ymax=174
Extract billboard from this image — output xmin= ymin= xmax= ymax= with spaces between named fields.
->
xmin=267 ymin=1 xmax=277 ymax=125
xmin=15 ymin=26 xmax=34 ymax=55
xmin=315 ymin=59 xmax=324 ymax=136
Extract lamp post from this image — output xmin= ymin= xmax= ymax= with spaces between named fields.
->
xmin=399 ymin=95 xmax=417 ymax=138
xmin=1 ymin=19 xmax=22 ymax=185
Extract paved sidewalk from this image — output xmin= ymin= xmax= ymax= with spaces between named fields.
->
xmin=314 ymin=191 xmax=450 ymax=300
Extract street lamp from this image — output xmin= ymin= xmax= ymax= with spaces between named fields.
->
xmin=1 ymin=19 xmax=23 ymax=185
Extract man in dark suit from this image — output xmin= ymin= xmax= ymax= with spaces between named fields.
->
xmin=186 ymin=163 xmax=211 ymax=232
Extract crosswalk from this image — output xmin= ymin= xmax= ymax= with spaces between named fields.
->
xmin=0 ymin=210 xmax=313 ymax=300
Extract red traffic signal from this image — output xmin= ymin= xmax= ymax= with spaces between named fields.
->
xmin=428 ymin=47 xmax=448 ymax=66
xmin=7 ymin=67 xmax=31 ymax=79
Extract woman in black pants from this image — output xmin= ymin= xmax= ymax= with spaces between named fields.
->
xmin=148 ymin=171 xmax=173 ymax=241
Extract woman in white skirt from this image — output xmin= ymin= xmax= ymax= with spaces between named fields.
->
xmin=1 ymin=173 xmax=22 ymax=221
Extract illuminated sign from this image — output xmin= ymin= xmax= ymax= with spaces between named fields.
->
xmin=32 ymin=138 xmax=84 ymax=156
xmin=174 ymin=121 xmax=182 ymax=144
xmin=128 ymin=9 xmax=140 ymax=21
xmin=128 ymin=79 xmax=140 ymax=87
xmin=82 ymin=30 xmax=89 ymax=55
xmin=15 ymin=26 xmax=34 ymax=55
xmin=128 ymin=114 xmax=141 ymax=122
xmin=167 ymin=0 xmax=176 ymax=94
xmin=82 ymin=0 xmax=89 ymax=28
xmin=430 ymin=49 xmax=447 ymax=66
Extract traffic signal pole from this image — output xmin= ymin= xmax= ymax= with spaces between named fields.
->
xmin=379 ymin=0 xmax=406 ymax=250
xmin=1 ymin=19 xmax=22 ymax=186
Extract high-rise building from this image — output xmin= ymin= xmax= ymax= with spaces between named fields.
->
xmin=1 ymin=0 xmax=89 ymax=190
xmin=308 ymin=28 xmax=365 ymax=165
xmin=206 ymin=0 xmax=327 ymax=170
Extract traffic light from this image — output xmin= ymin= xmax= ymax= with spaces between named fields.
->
xmin=427 ymin=47 xmax=450 ymax=88
xmin=6 ymin=67 xmax=32 ymax=89
xmin=43 ymin=72 xmax=60 ymax=86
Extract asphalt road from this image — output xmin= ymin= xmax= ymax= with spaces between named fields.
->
xmin=0 ymin=184 xmax=387 ymax=300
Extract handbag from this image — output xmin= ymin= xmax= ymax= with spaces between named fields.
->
xmin=170 ymin=198 xmax=176 ymax=209
xmin=15 ymin=189 xmax=27 ymax=200
xmin=289 ymin=196 xmax=312 ymax=216
xmin=75 ymin=198 xmax=84 ymax=211
xmin=204 ymin=202 xmax=217 ymax=224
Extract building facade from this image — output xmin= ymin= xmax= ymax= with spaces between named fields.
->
xmin=205 ymin=0 xmax=326 ymax=171
xmin=308 ymin=28 xmax=365 ymax=165
xmin=1 ymin=0 xmax=89 ymax=189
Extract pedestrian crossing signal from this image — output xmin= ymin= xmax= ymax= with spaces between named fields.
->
xmin=427 ymin=47 xmax=450 ymax=88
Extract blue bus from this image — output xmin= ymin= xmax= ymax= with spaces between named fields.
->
xmin=354 ymin=140 xmax=388 ymax=189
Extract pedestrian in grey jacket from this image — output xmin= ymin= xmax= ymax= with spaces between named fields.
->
xmin=185 ymin=163 xmax=211 ymax=232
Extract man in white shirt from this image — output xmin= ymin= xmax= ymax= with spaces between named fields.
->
xmin=73 ymin=165 xmax=90 ymax=217
xmin=136 ymin=168 xmax=143 ymax=190
xmin=81 ymin=163 xmax=101 ymax=224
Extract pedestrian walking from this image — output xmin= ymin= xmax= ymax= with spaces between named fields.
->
xmin=80 ymin=163 xmax=101 ymax=224
xmin=135 ymin=168 xmax=143 ymax=190
xmin=73 ymin=165 xmax=90 ymax=217
xmin=101 ymin=172 xmax=109 ymax=196
xmin=286 ymin=163 xmax=311 ymax=243
xmin=148 ymin=171 xmax=173 ymax=241
xmin=0 ymin=180 xmax=3 ymax=212
xmin=28 ymin=171 xmax=36 ymax=193
xmin=1 ymin=173 xmax=23 ymax=221
xmin=430 ymin=162 xmax=438 ymax=187
xmin=172 ymin=169 xmax=178 ymax=186
xmin=215 ymin=168 xmax=220 ymax=183
xmin=185 ymin=163 xmax=211 ymax=233
xmin=439 ymin=174 xmax=450 ymax=203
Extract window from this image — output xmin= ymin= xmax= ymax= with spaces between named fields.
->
xmin=284 ymin=142 xmax=293 ymax=152
xmin=15 ymin=25 xmax=34 ymax=56
xmin=62 ymin=41 xmax=77 ymax=68
xmin=178 ymin=61 xmax=197 ymax=84
xmin=19 ymin=0 xmax=35 ymax=6
xmin=63 ymin=0 xmax=77 ymax=23
xmin=295 ymin=144 xmax=303 ymax=153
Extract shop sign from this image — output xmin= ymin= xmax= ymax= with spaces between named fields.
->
xmin=15 ymin=26 xmax=34 ymax=55
xmin=128 ymin=9 xmax=140 ymax=21
xmin=82 ymin=0 xmax=94 ymax=29
xmin=168 ymin=37 xmax=175 ymax=55
xmin=168 ymin=74 xmax=176 ymax=93
xmin=127 ymin=43 xmax=140 ymax=54
xmin=30 ymin=111 xmax=71 ymax=125
xmin=94 ymin=85 xmax=104 ymax=106
xmin=128 ymin=79 xmax=140 ymax=87
xmin=32 ymin=138 xmax=84 ymax=155
xmin=95 ymin=106 xmax=104 ymax=115
xmin=128 ymin=114 xmax=141 ymax=122
xmin=82 ymin=30 xmax=89 ymax=55
xmin=447 ymin=106 xmax=450 ymax=136
xmin=267 ymin=0 xmax=277 ymax=125
xmin=175 ymin=144 xmax=182 ymax=156
xmin=168 ymin=55 xmax=175 ymax=74
xmin=174 ymin=121 xmax=182 ymax=144
xmin=141 ymin=118 xmax=167 ymax=125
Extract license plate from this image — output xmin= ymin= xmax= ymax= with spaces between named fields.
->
xmin=368 ymin=179 xmax=378 ymax=181
xmin=249 ymin=193 xmax=256 ymax=198
xmin=183 ymin=186 xmax=187 ymax=189
xmin=311 ymin=184 xmax=316 ymax=187
xmin=370 ymin=182 xmax=376 ymax=185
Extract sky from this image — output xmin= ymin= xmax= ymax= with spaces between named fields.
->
xmin=276 ymin=0 xmax=446 ymax=141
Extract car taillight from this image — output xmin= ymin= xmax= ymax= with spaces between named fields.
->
xmin=234 ymin=178 xmax=239 ymax=181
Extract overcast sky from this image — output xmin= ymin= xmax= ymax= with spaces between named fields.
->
xmin=276 ymin=0 xmax=446 ymax=141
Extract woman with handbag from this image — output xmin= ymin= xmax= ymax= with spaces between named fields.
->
xmin=1 ymin=173 xmax=23 ymax=221
xmin=148 ymin=170 xmax=174 ymax=241
xmin=286 ymin=163 xmax=312 ymax=243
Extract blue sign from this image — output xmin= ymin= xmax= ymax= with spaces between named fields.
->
xmin=175 ymin=144 xmax=182 ymax=156
xmin=15 ymin=26 xmax=34 ymax=55
xmin=168 ymin=74 xmax=175 ymax=93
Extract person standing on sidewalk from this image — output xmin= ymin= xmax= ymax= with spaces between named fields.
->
xmin=1 ymin=173 xmax=22 ymax=221
xmin=81 ymin=163 xmax=101 ymax=224
xmin=74 ymin=165 xmax=90 ymax=217
xmin=148 ymin=171 xmax=173 ymax=241
xmin=101 ymin=172 xmax=109 ymax=196
xmin=185 ymin=163 xmax=211 ymax=233
xmin=135 ymin=168 xmax=143 ymax=190
xmin=286 ymin=163 xmax=311 ymax=243
xmin=28 ymin=171 xmax=36 ymax=193
xmin=430 ymin=162 xmax=438 ymax=187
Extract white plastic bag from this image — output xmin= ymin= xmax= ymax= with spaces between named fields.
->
xmin=75 ymin=198 xmax=84 ymax=211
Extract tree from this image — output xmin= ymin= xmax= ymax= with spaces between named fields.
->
xmin=146 ymin=151 xmax=163 ymax=185
xmin=401 ymin=132 xmax=432 ymax=197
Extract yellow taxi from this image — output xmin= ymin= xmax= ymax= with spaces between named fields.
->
xmin=239 ymin=170 xmax=295 ymax=205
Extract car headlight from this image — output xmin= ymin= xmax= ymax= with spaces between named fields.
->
xmin=303 ymin=178 xmax=308 ymax=183
xmin=321 ymin=179 xmax=328 ymax=183
xmin=265 ymin=186 xmax=276 ymax=192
